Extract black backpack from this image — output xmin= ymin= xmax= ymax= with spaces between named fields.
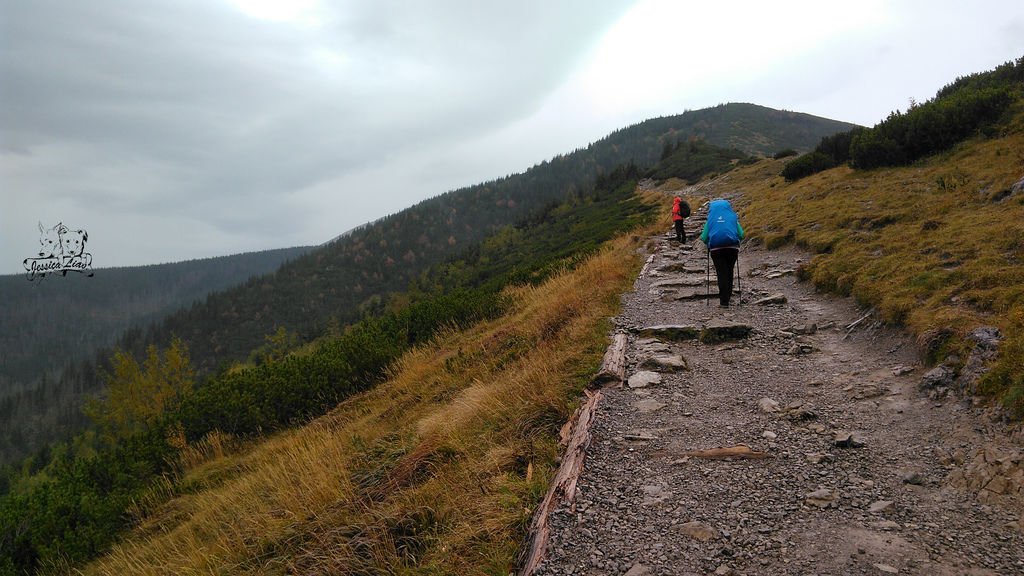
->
xmin=678 ymin=200 xmax=691 ymax=218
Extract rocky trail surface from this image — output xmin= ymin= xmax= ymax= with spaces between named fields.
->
xmin=534 ymin=202 xmax=1024 ymax=575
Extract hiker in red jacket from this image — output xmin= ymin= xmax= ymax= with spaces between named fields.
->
xmin=672 ymin=196 xmax=690 ymax=242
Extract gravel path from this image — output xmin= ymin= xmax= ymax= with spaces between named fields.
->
xmin=535 ymin=203 xmax=1024 ymax=576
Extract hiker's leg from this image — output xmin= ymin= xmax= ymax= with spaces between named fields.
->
xmin=711 ymin=251 xmax=729 ymax=305
xmin=674 ymin=220 xmax=685 ymax=242
xmin=720 ymin=249 xmax=737 ymax=304
xmin=711 ymin=249 xmax=737 ymax=305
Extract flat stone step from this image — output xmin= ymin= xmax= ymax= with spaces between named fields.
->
xmin=699 ymin=320 xmax=753 ymax=344
xmin=637 ymin=325 xmax=701 ymax=341
xmin=650 ymin=277 xmax=706 ymax=289
xmin=666 ymin=289 xmax=721 ymax=301
xmin=655 ymin=263 xmax=707 ymax=275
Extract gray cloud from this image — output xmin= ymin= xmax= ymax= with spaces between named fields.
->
xmin=1 ymin=0 xmax=634 ymax=271
xmin=2 ymin=0 xmax=1022 ymax=274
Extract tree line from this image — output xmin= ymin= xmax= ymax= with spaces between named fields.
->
xmin=0 ymin=104 xmax=854 ymax=470
xmin=0 ymin=167 xmax=657 ymax=574
xmin=782 ymin=56 xmax=1023 ymax=181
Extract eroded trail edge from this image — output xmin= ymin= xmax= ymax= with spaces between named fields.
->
xmin=531 ymin=207 xmax=1024 ymax=576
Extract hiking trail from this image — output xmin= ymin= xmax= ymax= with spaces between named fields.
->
xmin=532 ymin=196 xmax=1024 ymax=576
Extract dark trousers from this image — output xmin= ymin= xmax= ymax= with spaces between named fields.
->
xmin=710 ymin=247 xmax=738 ymax=305
xmin=674 ymin=220 xmax=686 ymax=242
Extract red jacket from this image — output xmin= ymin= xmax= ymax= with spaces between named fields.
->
xmin=672 ymin=197 xmax=685 ymax=221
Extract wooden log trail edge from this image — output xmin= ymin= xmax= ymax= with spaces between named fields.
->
xmin=517 ymin=332 xmax=626 ymax=575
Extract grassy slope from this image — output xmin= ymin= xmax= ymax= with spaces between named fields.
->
xmin=81 ymin=197 xmax=664 ymax=575
xmin=712 ymin=106 xmax=1024 ymax=413
xmin=73 ymin=110 xmax=1024 ymax=574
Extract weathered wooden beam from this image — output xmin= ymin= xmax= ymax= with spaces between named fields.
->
xmin=590 ymin=332 xmax=627 ymax=388
xmin=519 ymin=388 xmax=602 ymax=575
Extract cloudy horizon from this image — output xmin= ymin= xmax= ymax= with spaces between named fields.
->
xmin=2 ymin=0 xmax=1022 ymax=274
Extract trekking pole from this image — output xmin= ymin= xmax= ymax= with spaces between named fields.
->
xmin=735 ymin=248 xmax=741 ymax=306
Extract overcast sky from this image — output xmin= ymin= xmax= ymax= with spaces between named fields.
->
xmin=2 ymin=0 xmax=1022 ymax=274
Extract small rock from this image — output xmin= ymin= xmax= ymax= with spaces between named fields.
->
xmin=628 ymin=371 xmax=662 ymax=389
xmin=1009 ymin=176 xmax=1024 ymax=200
xmin=785 ymin=323 xmax=817 ymax=335
xmin=784 ymin=405 xmax=818 ymax=422
xmin=678 ymin=520 xmax=719 ymax=541
xmin=758 ymin=397 xmax=781 ymax=413
xmin=873 ymin=564 xmax=899 ymax=574
xmin=871 ymin=520 xmax=901 ymax=531
xmin=805 ymin=488 xmax=838 ymax=508
xmin=868 ymin=500 xmax=895 ymax=514
xmin=902 ymin=471 xmax=925 ymax=485
xmin=624 ymin=564 xmax=652 ymax=576
xmin=642 ymin=484 xmax=671 ymax=505
xmin=806 ymin=423 xmax=827 ymax=434
xmin=920 ymin=365 xmax=955 ymax=390
xmin=834 ymin=430 xmax=865 ymax=448
xmin=892 ymin=365 xmax=914 ymax=376
xmin=762 ymin=430 xmax=778 ymax=440
xmin=634 ymin=398 xmax=666 ymax=413
xmin=805 ymin=452 xmax=831 ymax=464
xmin=755 ymin=293 xmax=787 ymax=305
xmin=714 ymin=564 xmax=733 ymax=575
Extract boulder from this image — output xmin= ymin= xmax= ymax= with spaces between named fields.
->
xmin=920 ymin=365 xmax=955 ymax=390
xmin=958 ymin=326 xmax=1001 ymax=394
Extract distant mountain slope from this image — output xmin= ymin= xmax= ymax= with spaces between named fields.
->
xmin=632 ymin=102 xmax=860 ymax=156
xmin=0 ymin=246 xmax=310 ymax=463
xmin=0 ymin=103 xmax=854 ymax=467
xmin=126 ymin=104 xmax=856 ymax=374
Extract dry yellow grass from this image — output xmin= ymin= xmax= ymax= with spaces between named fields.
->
xmin=697 ymin=116 xmax=1024 ymax=413
xmin=82 ymin=210 xmax=662 ymax=575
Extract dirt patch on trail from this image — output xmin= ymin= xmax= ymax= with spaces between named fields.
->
xmin=534 ymin=206 xmax=1023 ymax=575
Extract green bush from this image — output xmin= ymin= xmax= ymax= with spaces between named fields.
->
xmin=850 ymin=85 xmax=1015 ymax=170
xmin=781 ymin=151 xmax=836 ymax=181
xmin=772 ymin=149 xmax=798 ymax=159
xmin=783 ymin=58 xmax=1021 ymax=181
xmin=849 ymin=129 xmax=906 ymax=169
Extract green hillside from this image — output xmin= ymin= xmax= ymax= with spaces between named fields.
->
xmin=2 ymin=52 xmax=1022 ymax=572
xmin=0 ymin=246 xmax=310 ymax=466
xmin=0 ymin=103 xmax=853 ymax=470
xmin=0 ymin=162 xmax=659 ymax=575
xmin=116 ymin=104 xmax=855 ymax=377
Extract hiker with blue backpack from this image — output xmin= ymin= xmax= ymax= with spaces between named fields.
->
xmin=700 ymin=198 xmax=745 ymax=307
